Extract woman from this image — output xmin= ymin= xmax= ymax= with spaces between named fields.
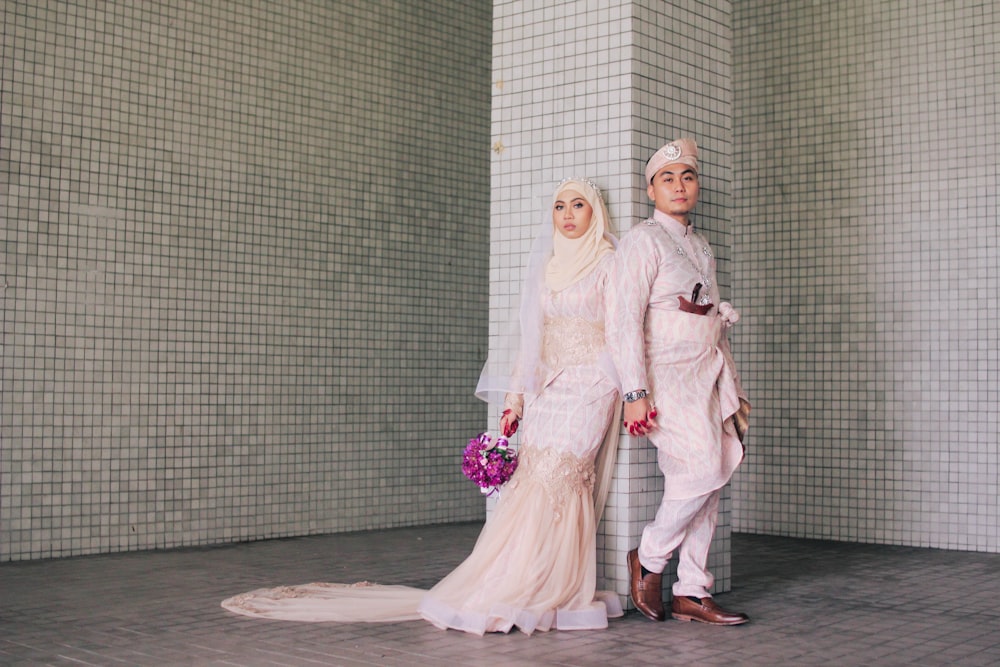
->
xmin=222 ymin=178 xmax=623 ymax=635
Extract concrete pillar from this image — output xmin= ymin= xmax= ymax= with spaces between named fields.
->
xmin=489 ymin=0 xmax=734 ymax=607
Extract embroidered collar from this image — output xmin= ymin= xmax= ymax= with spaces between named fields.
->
xmin=651 ymin=209 xmax=693 ymax=237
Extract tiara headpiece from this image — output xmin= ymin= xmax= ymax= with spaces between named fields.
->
xmin=556 ymin=177 xmax=604 ymax=202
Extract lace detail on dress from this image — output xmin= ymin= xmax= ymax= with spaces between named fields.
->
xmin=508 ymin=444 xmax=596 ymax=521
xmin=224 ymin=582 xmax=375 ymax=614
xmin=541 ymin=317 xmax=605 ymax=369
xmin=224 ymin=590 xmax=286 ymax=614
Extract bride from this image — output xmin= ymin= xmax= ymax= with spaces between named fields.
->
xmin=222 ymin=177 xmax=623 ymax=635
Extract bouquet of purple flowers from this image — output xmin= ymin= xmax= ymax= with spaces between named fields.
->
xmin=461 ymin=432 xmax=518 ymax=495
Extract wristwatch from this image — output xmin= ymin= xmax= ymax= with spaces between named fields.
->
xmin=624 ymin=389 xmax=648 ymax=403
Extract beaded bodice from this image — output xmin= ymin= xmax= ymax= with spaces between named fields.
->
xmin=539 ymin=257 xmax=609 ymax=371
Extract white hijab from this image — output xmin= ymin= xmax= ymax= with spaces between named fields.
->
xmin=545 ymin=178 xmax=616 ymax=292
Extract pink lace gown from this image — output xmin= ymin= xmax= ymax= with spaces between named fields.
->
xmin=417 ymin=255 xmax=622 ymax=634
xmin=222 ymin=256 xmax=622 ymax=635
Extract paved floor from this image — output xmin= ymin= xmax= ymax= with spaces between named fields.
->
xmin=2 ymin=523 xmax=999 ymax=667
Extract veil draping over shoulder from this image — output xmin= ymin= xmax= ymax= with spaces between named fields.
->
xmin=475 ymin=177 xmax=619 ymax=406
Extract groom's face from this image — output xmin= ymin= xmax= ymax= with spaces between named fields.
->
xmin=647 ymin=165 xmax=700 ymax=218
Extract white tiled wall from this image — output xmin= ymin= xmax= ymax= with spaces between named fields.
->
xmin=0 ymin=0 xmax=492 ymax=560
xmin=490 ymin=0 xmax=735 ymax=602
xmin=731 ymin=0 xmax=999 ymax=551
xmin=10 ymin=0 xmax=989 ymax=571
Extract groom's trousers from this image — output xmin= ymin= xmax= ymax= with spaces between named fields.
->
xmin=637 ymin=488 xmax=720 ymax=599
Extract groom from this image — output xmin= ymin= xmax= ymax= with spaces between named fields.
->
xmin=607 ymin=138 xmax=751 ymax=625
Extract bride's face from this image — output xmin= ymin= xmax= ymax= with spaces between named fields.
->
xmin=552 ymin=189 xmax=593 ymax=240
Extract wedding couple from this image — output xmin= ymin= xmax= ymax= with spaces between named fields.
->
xmin=222 ymin=139 xmax=752 ymax=634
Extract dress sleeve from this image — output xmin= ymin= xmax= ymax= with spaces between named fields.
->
xmin=607 ymin=230 xmax=658 ymax=394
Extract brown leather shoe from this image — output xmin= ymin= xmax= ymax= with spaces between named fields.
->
xmin=671 ymin=596 xmax=749 ymax=625
xmin=627 ymin=548 xmax=665 ymax=621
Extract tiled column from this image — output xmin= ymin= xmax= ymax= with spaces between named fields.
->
xmin=489 ymin=0 xmax=735 ymax=607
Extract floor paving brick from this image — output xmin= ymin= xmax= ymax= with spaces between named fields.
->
xmin=2 ymin=524 xmax=999 ymax=666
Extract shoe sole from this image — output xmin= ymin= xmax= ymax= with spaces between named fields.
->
xmin=671 ymin=612 xmax=749 ymax=626
xmin=636 ymin=607 xmax=666 ymax=622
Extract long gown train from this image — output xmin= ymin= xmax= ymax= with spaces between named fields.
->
xmin=221 ymin=377 xmax=622 ymax=635
xmin=222 ymin=260 xmax=622 ymax=635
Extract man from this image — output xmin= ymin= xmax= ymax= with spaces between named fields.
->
xmin=607 ymin=138 xmax=751 ymax=625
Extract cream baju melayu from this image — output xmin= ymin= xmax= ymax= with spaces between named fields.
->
xmin=608 ymin=208 xmax=747 ymax=599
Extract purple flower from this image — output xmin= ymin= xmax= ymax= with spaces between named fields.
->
xmin=461 ymin=431 xmax=518 ymax=494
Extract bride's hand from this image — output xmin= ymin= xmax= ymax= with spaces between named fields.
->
xmin=500 ymin=409 xmax=520 ymax=438
xmin=623 ymin=397 xmax=658 ymax=436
